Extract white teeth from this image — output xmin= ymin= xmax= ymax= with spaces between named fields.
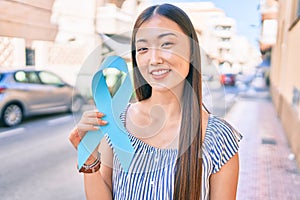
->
xmin=151 ymin=69 xmax=170 ymax=75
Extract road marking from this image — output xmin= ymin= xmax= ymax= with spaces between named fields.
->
xmin=47 ymin=116 xmax=72 ymax=125
xmin=0 ymin=127 xmax=25 ymax=139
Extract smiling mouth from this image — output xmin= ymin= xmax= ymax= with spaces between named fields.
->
xmin=150 ymin=69 xmax=171 ymax=76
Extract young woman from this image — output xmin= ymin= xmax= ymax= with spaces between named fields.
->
xmin=69 ymin=3 xmax=242 ymax=200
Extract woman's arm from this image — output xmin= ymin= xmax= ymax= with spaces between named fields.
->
xmin=209 ymin=153 xmax=240 ymax=200
xmin=83 ymin=137 xmax=113 ymax=200
xmin=69 ymin=110 xmax=113 ymax=200
xmin=84 ymin=164 xmax=112 ymax=200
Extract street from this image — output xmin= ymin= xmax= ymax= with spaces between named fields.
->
xmin=0 ymin=113 xmax=85 ymax=200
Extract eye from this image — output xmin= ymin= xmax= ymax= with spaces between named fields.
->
xmin=137 ymin=47 xmax=148 ymax=54
xmin=161 ymin=42 xmax=174 ymax=48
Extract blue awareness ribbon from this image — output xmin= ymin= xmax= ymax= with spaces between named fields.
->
xmin=77 ymin=55 xmax=135 ymax=172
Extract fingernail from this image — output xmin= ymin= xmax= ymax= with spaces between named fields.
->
xmin=98 ymin=112 xmax=105 ymax=117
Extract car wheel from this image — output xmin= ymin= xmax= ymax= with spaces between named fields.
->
xmin=2 ymin=104 xmax=23 ymax=127
xmin=70 ymin=96 xmax=84 ymax=113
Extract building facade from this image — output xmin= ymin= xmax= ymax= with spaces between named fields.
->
xmin=174 ymin=2 xmax=261 ymax=75
xmin=266 ymin=0 xmax=300 ymax=167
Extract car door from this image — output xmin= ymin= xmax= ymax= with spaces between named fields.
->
xmin=37 ymin=71 xmax=72 ymax=110
xmin=13 ymin=70 xmax=54 ymax=114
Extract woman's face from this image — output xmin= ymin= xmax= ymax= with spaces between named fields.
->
xmin=135 ymin=15 xmax=190 ymax=92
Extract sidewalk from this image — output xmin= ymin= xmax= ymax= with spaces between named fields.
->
xmin=224 ymin=93 xmax=300 ymax=200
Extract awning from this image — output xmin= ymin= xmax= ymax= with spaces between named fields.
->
xmin=0 ymin=0 xmax=58 ymax=41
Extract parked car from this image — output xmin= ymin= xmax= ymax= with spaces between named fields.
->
xmin=220 ymin=73 xmax=236 ymax=86
xmin=0 ymin=68 xmax=85 ymax=127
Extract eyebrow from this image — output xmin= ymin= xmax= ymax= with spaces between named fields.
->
xmin=136 ymin=32 xmax=178 ymax=43
xmin=158 ymin=32 xmax=177 ymax=39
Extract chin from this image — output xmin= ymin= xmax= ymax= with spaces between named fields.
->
xmin=149 ymin=80 xmax=185 ymax=92
xmin=151 ymin=83 xmax=182 ymax=93
xmin=151 ymin=84 xmax=170 ymax=91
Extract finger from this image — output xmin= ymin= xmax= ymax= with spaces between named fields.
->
xmin=80 ymin=117 xmax=108 ymax=126
xmin=83 ymin=110 xmax=105 ymax=118
xmin=77 ymin=124 xmax=99 ymax=134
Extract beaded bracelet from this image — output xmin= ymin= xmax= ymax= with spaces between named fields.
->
xmin=78 ymin=152 xmax=101 ymax=173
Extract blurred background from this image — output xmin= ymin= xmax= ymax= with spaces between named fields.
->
xmin=0 ymin=0 xmax=299 ymax=199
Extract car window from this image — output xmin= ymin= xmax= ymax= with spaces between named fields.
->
xmin=27 ymin=72 xmax=40 ymax=83
xmin=0 ymin=74 xmax=4 ymax=82
xmin=15 ymin=71 xmax=41 ymax=84
xmin=38 ymin=71 xmax=64 ymax=85
xmin=15 ymin=71 xmax=28 ymax=83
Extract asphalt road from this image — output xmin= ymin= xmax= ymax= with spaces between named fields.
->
xmin=0 ymin=113 xmax=85 ymax=200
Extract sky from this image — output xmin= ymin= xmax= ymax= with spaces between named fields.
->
xmin=151 ymin=0 xmax=261 ymax=49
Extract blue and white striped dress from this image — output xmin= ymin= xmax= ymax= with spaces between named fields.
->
xmin=105 ymin=107 xmax=242 ymax=200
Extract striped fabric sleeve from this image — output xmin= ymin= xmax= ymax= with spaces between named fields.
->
xmin=104 ymin=134 xmax=113 ymax=148
xmin=211 ymin=117 xmax=242 ymax=174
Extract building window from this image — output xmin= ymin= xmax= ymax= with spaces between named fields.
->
xmin=221 ymin=37 xmax=230 ymax=42
xmin=292 ymin=87 xmax=300 ymax=108
xmin=25 ymin=48 xmax=35 ymax=66
xmin=215 ymin=25 xmax=231 ymax=31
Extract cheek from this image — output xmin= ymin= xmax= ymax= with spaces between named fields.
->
xmin=136 ymin=53 xmax=148 ymax=67
xmin=136 ymin=55 xmax=149 ymax=77
xmin=171 ymin=49 xmax=190 ymax=78
xmin=173 ymin=36 xmax=190 ymax=62
xmin=178 ymin=62 xmax=190 ymax=79
xmin=136 ymin=55 xmax=146 ymax=70
xmin=178 ymin=45 xmax=190 ymax=78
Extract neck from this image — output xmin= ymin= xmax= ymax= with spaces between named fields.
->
xmin=145 ymin=87 xmax=184 ymax=118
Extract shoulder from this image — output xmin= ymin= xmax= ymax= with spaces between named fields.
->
xmin=204 ymin=115 xmax=242 ymax=173
xmin=119 ymin=102 xmax=138 ymax=122
xmin=122 ymin=102 xmax=143 ymax=118
xmin=206 ymin=116 xmax=242 ymax=143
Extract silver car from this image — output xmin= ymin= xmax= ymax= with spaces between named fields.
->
xmin=0 ymin=68 xmax=84 ymax=127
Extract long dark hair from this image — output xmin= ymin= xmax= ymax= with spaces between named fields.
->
xmin=131 ymin=4 xmax=203 ymax=200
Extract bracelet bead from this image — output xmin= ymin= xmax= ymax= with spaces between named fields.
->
xmin=78 ymin=152 xmax=101 ymax=173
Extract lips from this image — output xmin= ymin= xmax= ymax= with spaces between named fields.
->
xmin=151 ymin=69 xmax=170 ymax=75
xmin=149 ymin=69 xmax=171 ymax=79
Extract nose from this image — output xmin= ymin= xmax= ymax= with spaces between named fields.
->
xmin=149 ymin=47 xmax=163 ymax=65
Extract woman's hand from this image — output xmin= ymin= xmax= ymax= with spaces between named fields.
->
xmin=69 ymin=110 xmax=107 ymax=149
xmin=69 ymin=110 xmax=108 ymax=163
